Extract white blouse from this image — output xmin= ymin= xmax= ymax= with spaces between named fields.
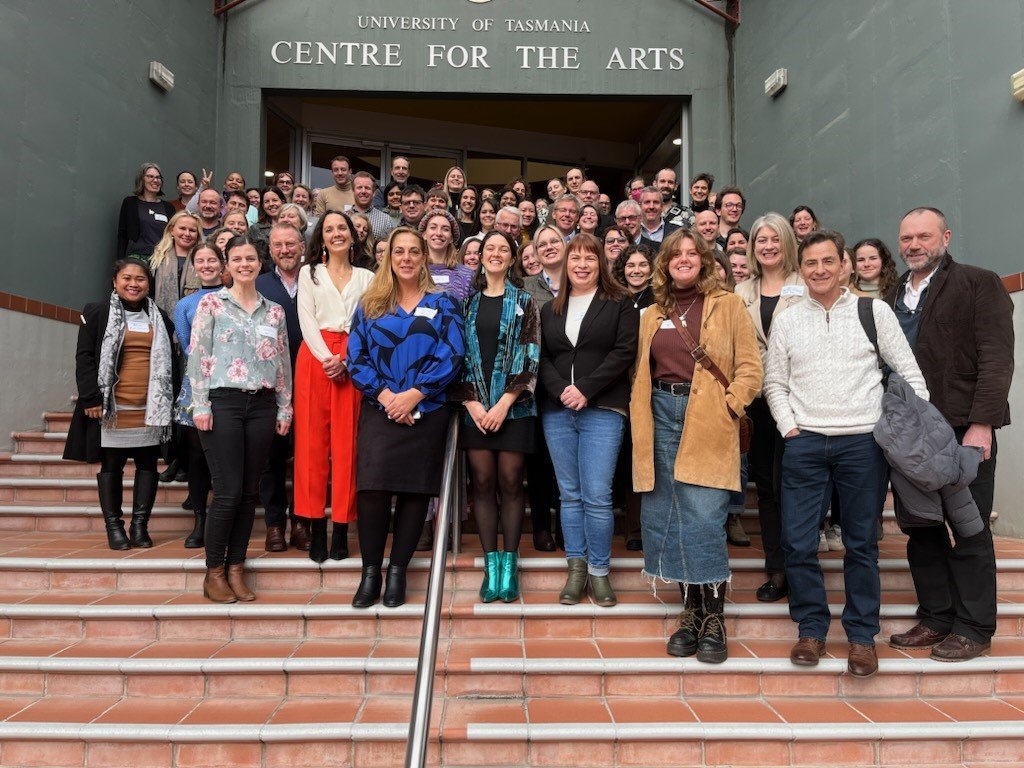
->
xmin=297 ymin=263 xmax=375 ymax=361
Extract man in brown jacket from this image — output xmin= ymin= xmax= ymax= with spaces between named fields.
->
xmin=886 ymin=207 xmax=1015 ymax=662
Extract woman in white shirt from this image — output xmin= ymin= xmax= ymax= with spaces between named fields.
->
xmin=294 ymin=211 xmax=375 ymax=563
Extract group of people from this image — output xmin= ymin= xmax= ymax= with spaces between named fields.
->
xmin=67 ymin=157 xmax=1013 ymax=678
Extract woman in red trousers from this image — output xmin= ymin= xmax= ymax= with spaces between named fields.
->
xmin=294 ymin=210 xmax=375 ymax=562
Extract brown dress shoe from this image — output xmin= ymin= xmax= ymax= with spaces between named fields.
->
xmin=930 ymin=633 xmax=991 ymax=662
xmin=203 ymin=566 xmax=237 ymax=604
xmin=226 ymin=563 xmax=256 ymax=602
xmin=264 ymin=525 xmax=287 ymax=552
xmin=847 ymin=643 xmax=878 ymax=677
xmin=889 ymin=622 xmax=949 ymax=650
xmin=290 ymin=518 xmax=311 ymax=551
xmin=790 ymin=637 xmax=826 ymax=667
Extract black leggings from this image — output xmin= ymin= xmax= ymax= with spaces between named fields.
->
xmin=100 ymin=446 xmax=160 ymax=474
xmin=199 ymin=389 xmax=277 ymax=568
xmin=466 ymin=449 xmax=526 ymax=552
xmin=184 ymin=427 xmax=211 ymax=515
xmin=357 ymin=491 xmax=430 ymax=570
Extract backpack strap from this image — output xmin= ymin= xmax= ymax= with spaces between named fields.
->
xmin=857 ymin=296 xmax=884 ymax=373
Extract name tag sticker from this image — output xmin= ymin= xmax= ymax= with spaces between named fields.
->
xmin=515 ymin=304 xmax=525 ymax=316
xmin=433 ymin=274 xmax=450 ymax=285
xmin=126 ymin=319 xmax=150 ymax=333
xmin=781 ymin=285 xmax=805 ymax=297
xmin=152 ymin=212 xmax=168 ymax=223
xmin=257 ymin=324 xmax=277 ymax=338
xmin=414 ymin=306 xmax=438 ymax=320
xmin=660 ymin=319 xmax=676 ymax=330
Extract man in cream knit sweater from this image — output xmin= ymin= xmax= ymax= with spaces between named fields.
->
xmin=763 ymin=229 xmax=928 ymax=678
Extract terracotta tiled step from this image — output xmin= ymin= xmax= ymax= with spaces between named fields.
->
xmin=2 ymin=587 xmax=1023 ymax=646
xmin=2 ymin=636 xmax=1024 ymax=700
xmin=0 ymin=693 xmax=1023 ymax=767
xmin=41 ymin=413 xmax=72 ymax=433
xmin=0 ymin=477 xmax=190 ymax=506
xmin=10 ymin=433 xmax=67 ymax=455
xmin=2 ymin=531 xmax=1024 ymax=593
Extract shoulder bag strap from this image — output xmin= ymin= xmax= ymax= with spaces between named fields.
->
xmin=667 ymin=312 xmax=730 ymax=390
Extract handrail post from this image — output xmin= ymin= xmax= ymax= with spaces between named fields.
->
xmin=404 ymin=413 xmax=460 ymax=768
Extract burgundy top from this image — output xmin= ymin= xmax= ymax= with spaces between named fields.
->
xmin=650 ymin=285 xmax=705 ymax=384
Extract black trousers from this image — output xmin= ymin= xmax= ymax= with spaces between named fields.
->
xmin=525 ymin=419 xmax=557 ymax=536
xmin=904 ymin=428 xmax=998 ymax=643
xmin=259 ymin=432 xmax=293 ymax=529
xmin=100 ymin=445 xmax=160 ymax=474
xmin=747 ymin=397 xmax=785 ymax=574
xmin=199 ymin=389 xmax=277 ymax=568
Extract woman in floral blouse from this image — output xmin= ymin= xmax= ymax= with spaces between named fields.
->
xmin=187 ymin=233 xmax=293 ymax=604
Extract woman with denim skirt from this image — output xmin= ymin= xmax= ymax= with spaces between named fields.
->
xmin=539 ymin=233 xmax=639 ymax=608
xmin=630 ymin=229 xmax=762 ymax=663
xmin=450 ymin=231 xmax=541 ymax=604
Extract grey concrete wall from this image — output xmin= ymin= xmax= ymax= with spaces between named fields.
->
xmin=994 ymin=291 xmax=1024 ymax=538
xmin=734 ymin=0 xmax=1024 ymax=276
xmin=0 ymin=0 xmax=220 ymax=309
xmin=215 ymin=0 xmax=733 ymax=190
xmin=0 ymin=311 xmax=77 ymax=447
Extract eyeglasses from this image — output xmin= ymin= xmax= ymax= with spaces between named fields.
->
xmin=403 ymin=199 xmax=423 ymax=206
xmin=144 ymin=173 xmax=162 ymax=181
xmin=605 ymin=237 xmax=629 ymax=245
xmin=722 ymin=202 xmax=743 ymax=209
xmin=617 ymin=214 xmax=639 ymax=221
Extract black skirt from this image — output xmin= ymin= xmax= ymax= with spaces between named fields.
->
xmin=459 ymin=414 xmax=536 ymax=453
xmin=356 ymin=403 xmax=451 ymax=495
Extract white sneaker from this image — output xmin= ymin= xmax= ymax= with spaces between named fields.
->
xmin=826 ymin=525 xmax=844 ymax=552
xmin=818 ymin=530 xmax=829 ymax=553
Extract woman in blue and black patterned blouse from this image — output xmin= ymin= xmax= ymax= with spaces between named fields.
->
xmin=346 ymin=227 xmax=465 ymax=609
xmin=450 ymin=231 xmax=541 ymax=605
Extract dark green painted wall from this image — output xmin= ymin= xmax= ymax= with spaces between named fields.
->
xmin=0 ymin=0 xmax=220 ymax=308
xmin=734 ymin=0 xmax=1024 ymax=276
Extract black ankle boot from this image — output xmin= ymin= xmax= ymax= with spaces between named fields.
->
xmin=309 ymin=518 xmax=328 ymax=564
xmin=696 ymin=584 xmax=728 ymax=664
xmin=351 ymin=565 xmax=382 ymax=608
xmin=97 ymin=472 xmax=130 ymax=550
xmin=184 ymin=511 xmax=206 ymax=549
xmin=329 ymin=523 xmax=349 ymax=561
xmin=158 ymin=459 xmax=179 ymax=483
xmin=667 ymin=586 xmax=702 ymax=657
xmin=129 ymin=470 xmax=159 ymax=548
xmin=382 ymin=564 xmax=408 ymax=607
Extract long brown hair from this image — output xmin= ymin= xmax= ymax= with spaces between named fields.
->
xmin=360 ymin=227 xmax=438 ymax=320
xmin=652 ymin=229 xmax=721 ymax=312
xmin=550 ymin=233 xmax=629 ymax=315
xmin=852 ymin=237 xmax=899 ymax=296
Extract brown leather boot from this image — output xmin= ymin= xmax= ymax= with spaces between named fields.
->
xmin=203 ymin=566 xmax=237 ymax=603
xmin=290 ymin=518 xmax=311 ymax=551
xmin=889 ymin=622 xmax=948 ymax=650
xmin=264 ymin=525 xmax=287 ymax=552
xmin=790 ymin=637 xmax=826 ymax=667
xmin=226 ymin=563 xmax=256 ymax=602
xmin=848 ymin=643 xmax=879 ymax=677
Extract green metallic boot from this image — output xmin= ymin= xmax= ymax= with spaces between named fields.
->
xmin=480 ymin=551 xmax=502 ymax=603
xmin=559 ymin=557 xmax=589 ymax=605
xmin=498 ymin=551 xmax=520 ymax=603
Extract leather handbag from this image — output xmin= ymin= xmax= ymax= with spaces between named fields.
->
xmin=668 ymin=313 xmax=753 ymax=453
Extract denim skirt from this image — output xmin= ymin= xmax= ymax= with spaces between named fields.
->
xmin=641 ymin=389 xmax=731 ymax=587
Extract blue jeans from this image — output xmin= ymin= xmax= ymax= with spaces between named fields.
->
xmin=780 ymin=431 xmax=887 ymax=645
xmin=642 ymin=390 xmax=731 ymax=586
xmin=542 ymin=407 xmax=625 ymax=576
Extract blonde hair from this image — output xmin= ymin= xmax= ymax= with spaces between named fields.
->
xmin=443 ymin=165 xmax=468 ymax=194
xmin=150 ymin=211 xmax=200 ymax=271
xmin=360 ymin=227 xmax=439 ymax=320
xmin=652 ymin=229 xmax=721 ymax=310
xmin=746 ymin=212 xmax=799 ymax=279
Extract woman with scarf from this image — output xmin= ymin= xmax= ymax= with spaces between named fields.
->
xmin=450 ymin=231 xmax=540 ymax=603
xmin=64 ymin=258 xmax=175 ymax=550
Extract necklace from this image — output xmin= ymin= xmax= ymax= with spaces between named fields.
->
xmin=679 ymin=296 xmax=699 ymax=327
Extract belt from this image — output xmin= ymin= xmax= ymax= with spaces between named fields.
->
xmin=653 ymin=379 xmax=691 ymax=396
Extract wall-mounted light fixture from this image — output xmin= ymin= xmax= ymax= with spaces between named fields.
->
xmin=764 ymin=68 xmax=787 ymax=98
xmin=1012 ymin=68 xmax=1024 ymax=103
xmin=264 ymin=171 xmax=275 ymax=178
xmin=672 ymin=138 xmax=682 ymax=146
xmin=148 ymin=62 xmax=174 ymax=92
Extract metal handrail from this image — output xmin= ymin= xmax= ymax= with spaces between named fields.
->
xmin=404 ymin=412 xmax=461 ymax=767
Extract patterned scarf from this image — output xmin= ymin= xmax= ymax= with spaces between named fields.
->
xmin=97 ymin=291 xmax=174 ymax=435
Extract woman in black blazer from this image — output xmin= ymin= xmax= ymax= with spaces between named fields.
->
xmin=539 ymin=233 xmax=639 ymax=608
xmin=117 ymin=163 xmax=177 ymax=261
